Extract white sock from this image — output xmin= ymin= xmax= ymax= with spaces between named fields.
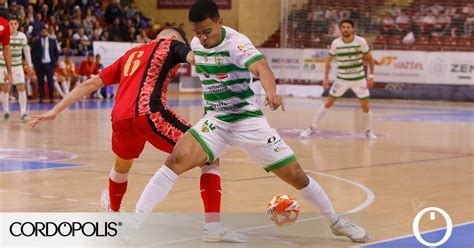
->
xmin=109 ymin=168 xmax=128 ymax=183
xmin=311 ymin=105 xmax=328 ymax=129
xmin=363 ymin=111 xmax=372 ymax=132
xmin=201 ymin=164 xmax=220 ymax=176
xmin=1 ymin=92 xmax=9 ymax=113
xmin=18 ymin=91 xmax=27 ymax=116
xmin=135 ymin=165 xmax=178 ymax=213
xmin=63 ymin=80 xmax=70 ymax=95
xmin=54 ymin=81 xmax=65 ymax=98
xmin=299 ymin=177 xmax=338 ymax=224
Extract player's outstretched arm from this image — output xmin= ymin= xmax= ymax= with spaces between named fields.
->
xmin=363 ymin=52 xmax=375 ymax=88
xmin=186 ymin=51 xmax=195 ymax=65
xmin=29 ymin=75 xmax=105 ymax=128
xmin=249 ymin=59 xmax=284 ymax=111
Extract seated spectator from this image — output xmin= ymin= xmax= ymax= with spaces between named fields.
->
xmin=108 ymin=17 xmax=127 ymax=41
xmin=92 ymin=22 xmax=103 ymax=39
xmin=72 ymin=27 xmax=91 ymax=55
xmin=396 ymin=12 xmax=410 ymax=33
xmin=83 ymin=7 xmax=97 ymax=34
xmin=78 ymin=53 xmax=99 ymax=88
xmin=105 ymin=0 xmax=123 ymax=24
xmin=124 ymin=26 xmax=137 ymax=42
xmin=431 ymin=3 xmax=445 ymax=16
xmin=437 ymin=12 xmax=452 ymax=34
xmin=54 ymin=54 xmax=77 ymax=98
xmin=388 ymin=4 xmax=402 ymax=18
xmin=125 ymin=1 xmax=138 ymax=20
xmin=382 ymin=16 xmax=395 ymax=34
xmin=137 ymin=29 xmax=151 ymax=43
xmin=421 ymin=12 xmax=436 ymax=34
xmin=133 ymin=11 xmax=150 ymax=30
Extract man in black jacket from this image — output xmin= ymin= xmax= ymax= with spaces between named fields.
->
xmin=31 ymin=27 xmax=58 ymax=103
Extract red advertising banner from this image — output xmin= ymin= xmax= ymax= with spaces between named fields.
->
xmin=157 ymin=0 xmax=231 ymax=9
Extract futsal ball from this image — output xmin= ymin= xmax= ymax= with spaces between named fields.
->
xmin=267 ymin=194 xmax=300 ymax=227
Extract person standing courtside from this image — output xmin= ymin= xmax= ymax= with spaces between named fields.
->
xmin=0 ymin=13 xmax=13 ymax=119
xmin=31 ymin=26 xmax=58 ymax=103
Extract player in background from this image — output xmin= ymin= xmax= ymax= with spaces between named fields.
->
xmin=0 ymin=15 xmax=13 ymax=120
xmin=54 ymin=54 xmax=78 ymax=98
xmin=135 ymin=1 xmax=369 ymax=243
xmin=29 ymin=28 xmax=245 ymax=243
xmin=0 ymin=16 xmax=32 ymax=121
xmin=300 ymin=19 xmax=377 ymax=140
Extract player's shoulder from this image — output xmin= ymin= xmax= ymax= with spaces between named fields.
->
xmin=354 ymin=35 xmax=368 ymax=44
xmin=330 ymin=37 xmax=343 ymax=46
xmin=16 ymin=32 xmax=27 ymax=39
xmin=190 ymin=36 xmax=202 ymax=49
xmin=224 ymin=26 xmax=252 ymax=45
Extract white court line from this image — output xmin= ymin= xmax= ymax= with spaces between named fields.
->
xmin=64 ymin=198 xmax=79 ymax=202
xmin=0 ymin=163 xmax=94 ymax=174
xmin=41 ymin=195 xmax=57 ymax=199
xmin=148 ymin=169 xmax=375 ymax=247
xmin=350 ymin=220 xmax=474 ymax=248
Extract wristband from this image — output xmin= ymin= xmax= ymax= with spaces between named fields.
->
xmin=368 ymin=74 xmax=375 ymax=79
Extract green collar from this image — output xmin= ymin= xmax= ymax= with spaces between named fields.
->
xmin=215 ymin=27 xmax=226 ymax=47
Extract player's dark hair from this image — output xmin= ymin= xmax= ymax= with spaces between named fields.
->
xmin=339 ymin=19 xmax=354 ymax=27
xmin=9 ymin=15 xmax=19 ymax=22
xmin=188 ymin=0 xmax=220 ymax=22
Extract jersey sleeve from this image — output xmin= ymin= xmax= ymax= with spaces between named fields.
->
xmin=1 ymin=20 xmax=10 ymax=46
xmin=360 ymin=38 xmax=370 ymax=54
xmin=171 ymin=39 xmax=191 ymax=63
xmin=99 ymin=57 xmax=123 ymax=86
xmin=328 ymin=40 xmax=337 ymax=56
xmin=231 ymin=36 xmax=264 ymax=69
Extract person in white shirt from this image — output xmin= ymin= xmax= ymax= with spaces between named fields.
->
xmin=0 ymin=16 xmax=32 ymax=121
xmin=301 ymin=19 xmax=377 ymax=140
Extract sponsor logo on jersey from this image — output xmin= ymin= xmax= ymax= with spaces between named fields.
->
xmin=238 ymin=44 xmax=246 ymax=52
xmin=267 ymin=136 xmax=277 ymax=144
xmin=0 ymin=25 xmax=4 ymax=31
xmin=216 ymin=73 xmax=228 ymax=80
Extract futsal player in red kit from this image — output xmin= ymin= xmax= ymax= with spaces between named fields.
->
xmin=29 ymin=28 xmax=247 ymax=242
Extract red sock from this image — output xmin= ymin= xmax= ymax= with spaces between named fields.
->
xmin=200 ymin=165 xmax=221 ymax=223
xmin=109 ymin=169 xmax=128 ymax=212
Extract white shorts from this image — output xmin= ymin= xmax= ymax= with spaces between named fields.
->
xmin=0 ymin=66 xmax=25 ymax=85
xmin=329 ymin=78 xmax=370 ymax=99
xmin=188 ymin=117 xmax=296 ymax=172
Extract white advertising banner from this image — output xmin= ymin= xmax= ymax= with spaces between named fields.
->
xmin=259 ymin=48 xmax=474 ymax=85
xmin=93 ymin=41 xmax=141 ymax=67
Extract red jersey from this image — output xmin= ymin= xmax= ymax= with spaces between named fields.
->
xmin=0 ymin=17 xmax=10 ymax=46
xmin=99 ymin=38 xmax=191 ymax=122
xmin=79 ymin=60 xmax=99 ymax=76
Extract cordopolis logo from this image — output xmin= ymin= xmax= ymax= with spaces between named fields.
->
xmin=9 ymin=221 xmax=121 ymax=238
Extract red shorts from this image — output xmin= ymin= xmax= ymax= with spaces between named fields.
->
xmin=112 ymin=114 xmax=191 ymax=159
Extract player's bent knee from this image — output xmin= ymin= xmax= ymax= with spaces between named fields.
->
xmin=273 ymin=161 xmax=309 ymax=190
xmin=114 ymin=157 xmax=133 ymax=173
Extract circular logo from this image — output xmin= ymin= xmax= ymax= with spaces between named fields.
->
xmin=412 ymin=207 xmax=453 ymax=247
xmin=428 ymin=57 xmax=447 ymax=78
xmin=0 ymin=148 xmax=77 ymax=162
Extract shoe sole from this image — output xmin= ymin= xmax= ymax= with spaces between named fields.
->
xmin=332 ymin=230 xmax=369 ymax=243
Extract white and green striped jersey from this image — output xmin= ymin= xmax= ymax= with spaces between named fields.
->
xmin=191 ymin=26 xmax=268 ymax=130
xmin=328 ymin=35 xmax=370 ymax=81
xmin=0 ymin=31 xmax=28 ymax=67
